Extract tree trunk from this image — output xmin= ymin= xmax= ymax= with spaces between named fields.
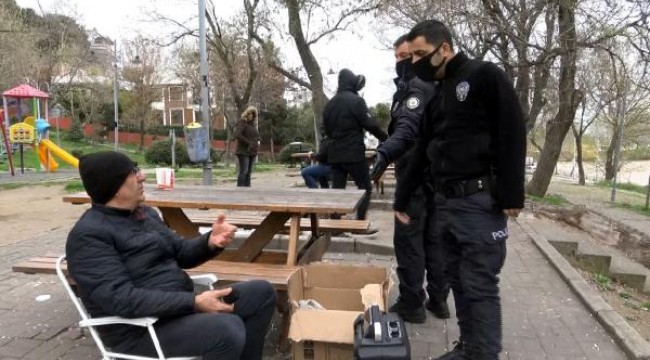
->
xmin=139 ymin=117 xmax=145 ymax=152
xmin=572 ymin=127 xmax=586 ymax=185
xmin=526 ymin=0 xmax=580 ymax=196
xmin=286 ymin=0 xmax=327 ymax=150
xmin=604 ymin=124 xmax=620 ymax=181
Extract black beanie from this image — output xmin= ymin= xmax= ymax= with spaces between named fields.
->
xmin=79 ymin=151 xmax=136 ymax=204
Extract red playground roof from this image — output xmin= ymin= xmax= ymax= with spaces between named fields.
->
xmin=3 ymin=84 xmax=49 ymax=99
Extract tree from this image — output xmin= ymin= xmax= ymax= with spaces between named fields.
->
xmin=121 ymin=37 xmax=163 ymax=151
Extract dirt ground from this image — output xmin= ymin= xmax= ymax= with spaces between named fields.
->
xmin=0 ymin=184 xmax=86 ymax=246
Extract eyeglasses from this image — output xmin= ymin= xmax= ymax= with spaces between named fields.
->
xmin=131 ymin=166 xmax=141 ymax=175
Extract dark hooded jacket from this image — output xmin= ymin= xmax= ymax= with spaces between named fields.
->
xmin=65 ymin=204 xmax=222 ymax=351
xmin=323 ymin=69 xmax=388 ymax=164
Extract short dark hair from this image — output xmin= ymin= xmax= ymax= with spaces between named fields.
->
xmin=393 ymin=34 xmax=409 ymax=49
xmin=406 ymin=20 xmax=454 ymax=51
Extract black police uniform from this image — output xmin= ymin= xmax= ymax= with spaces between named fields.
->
xmin=395 ymin=52 xmax=526 ymax=359
xmin=377 ymin=74 xmax=449 ymax=317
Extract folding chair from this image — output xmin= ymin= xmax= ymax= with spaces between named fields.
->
xmin=56 ymin=255 xmax=217 ymax=360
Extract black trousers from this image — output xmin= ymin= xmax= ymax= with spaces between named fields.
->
xmin=236 ymin=154 xmax=255 ymax=187
xmin=433 ymin=191 xmax=507 ymax=359
xmin=125 ymin=280 xmax=277 ymax=360
xmin=330 ymin=161 xmax=372 ymax=220
xmin=393 ymin=187 xmax=449 ymax=307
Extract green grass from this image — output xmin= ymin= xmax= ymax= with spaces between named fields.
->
xmin=642 ymin=302 xmax=650 ymax=311
xmin=527 ymin=193 xmax=569 ymax=206
xmin=614 ymin=202 xmax=650 ymax=217
xmin=596 ymin=180 xmax=648 ymax=195
xmin=173 ymin=163 xmax=283 ymax=179
xmin=0 ymin=182 xmax=30 ymax=190
xmin=619 ymin=291 xmax=633 ymax=300
xmin=595 ymin=273 xmax=613 ymax=291
xmin=64 ymin=180 xmax=85 ymax=193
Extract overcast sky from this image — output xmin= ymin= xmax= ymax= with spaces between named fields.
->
xmin=15 ymin=0 xmax=399 ymax=106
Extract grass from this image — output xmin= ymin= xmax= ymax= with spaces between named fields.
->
xmin=64 ymin=180 xmax=84 ymax=193
xmin=619 ymin=291 xmax=633 ymax=300
xmin=527 ymin=193 xmax=569 ymax=206
xmin=0 ymin=182 xmax=30 ymax=190
xmin=596 ymin=180 xmax=648 ymax=196
xmin=614 ymin=202 xmax=650 ymax=217
xmin=173 ymin=163 xmax=283 ymax=179
xmin=0 ymin=137 xmax=145 ymax=172
xmin=642 ymin=302 xmax=650 ymax=311
xmin=595 ymin=273 xmax=613 ymax=291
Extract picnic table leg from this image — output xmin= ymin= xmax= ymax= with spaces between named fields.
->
xmin=286 ymin=215 xmax=301 ymax=266
xmin=158 ymin=207 xmax=200 ymax=238
xmin=228 ymin=212 xmax=291 ymax=263
xmin=276 ymin=290 xmax=291 ymax=353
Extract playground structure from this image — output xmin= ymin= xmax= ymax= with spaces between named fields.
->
xmin=1 ymin=85 xmax=78 ymax=175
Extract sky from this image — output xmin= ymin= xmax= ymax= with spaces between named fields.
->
xmin=15 ymin=0 xmax=400 ymax=106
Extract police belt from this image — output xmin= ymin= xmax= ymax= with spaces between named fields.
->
xmin=429 ymin=175 xmax=491 ymax=198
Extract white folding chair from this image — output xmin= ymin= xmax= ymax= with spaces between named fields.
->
xmin=56 ymin=255 xmax=217 ymax=360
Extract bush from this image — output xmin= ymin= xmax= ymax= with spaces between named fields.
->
xmin=278 ymin=142 xmax=314 ymax=164
xmin=65 ymin=121 xmax=85 ymax=142
xmin=145 ymin=139 xmax=220 ymax=167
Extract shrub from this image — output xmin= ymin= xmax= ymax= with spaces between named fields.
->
xmin=278 ymin=142 xmax=314 ymax=164
xmin=65 ymin=121 xmax=85 ymax=142
xmin=145 ymin=139 xmax=220 ymax=167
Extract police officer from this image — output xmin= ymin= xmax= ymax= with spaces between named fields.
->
xmin=394 ymin=20 xmax=526 ymax=360
xmin=370 ymin=34 xmax=449 ymax=323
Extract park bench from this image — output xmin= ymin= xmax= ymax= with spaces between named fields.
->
xmin=189 ymin=214 xmax=371 ymax=234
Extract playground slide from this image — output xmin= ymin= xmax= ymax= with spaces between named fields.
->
xmin=39 ymin=139 xmax=79 ymax=169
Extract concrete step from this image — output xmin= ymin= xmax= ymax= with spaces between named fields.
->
xmin=609 ymin=256 xmax=650 ymax=293
xmin=574 ymin=241 xmax=613 ymax=274
xmin=547 ymin=239 xmax=579 ymax=257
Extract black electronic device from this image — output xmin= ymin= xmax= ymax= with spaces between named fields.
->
xmin=353 ymin=305 xmax=411 ymax=359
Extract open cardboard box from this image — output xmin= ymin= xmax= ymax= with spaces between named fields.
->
xmin=287 ymin=262 xmax=390 ymax=360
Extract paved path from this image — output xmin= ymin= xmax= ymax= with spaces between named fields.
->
xmin=0 ymin=170 xmax=634 ymax=359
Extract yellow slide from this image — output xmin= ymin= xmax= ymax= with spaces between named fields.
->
xmin=39 ymin=139 xmax=79 ymax=169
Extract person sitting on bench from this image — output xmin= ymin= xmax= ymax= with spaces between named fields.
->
xmin=66 ymin=151 xmax=277 ymax=360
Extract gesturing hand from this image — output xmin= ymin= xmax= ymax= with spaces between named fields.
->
xmin=195 ymin=287 xmax=235 ymax=313
xmin=395 ymin=211 xmax=411 ymax=225
xmin=369 ymin=152 xmax=389 ymax=182
xmin=209 ymin=214 xmax=237 ymax=249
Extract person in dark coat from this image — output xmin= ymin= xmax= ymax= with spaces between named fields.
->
xmin=233 ymin=106 xmax=260 ymax=187
xmin=66 ymin=151 xmax=276 ymax=360
xmin=323 ymin=68 xmax=388 ymax=220
xmin=395 ymin=20 xmax=526 ymax=360
xmin=369 ymin=34 xmax=449 ymax=324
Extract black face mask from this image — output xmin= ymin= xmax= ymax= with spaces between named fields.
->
xmin=412 ymin=44 xmax=445 ymax=82
xmin=395 ymin=57 xmax=413 ymax=79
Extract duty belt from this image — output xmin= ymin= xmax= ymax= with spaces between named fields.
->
xmin=433 ymin=175 xmax=491 ymax=198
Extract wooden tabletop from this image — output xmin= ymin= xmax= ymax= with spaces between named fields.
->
xmin=63 ymin=185 xmax=365 ymax=214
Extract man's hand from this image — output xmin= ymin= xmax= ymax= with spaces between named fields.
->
xmin=503 ymin=208 xmax=521 ymax=218
xmin=209 ymin=214 xmax=237 ymax=249
xmin=395 ymin=211 xmax=411 ymax=225
xmin=369 ymin=152 xmax=389 ymax=182
xmin=195 ymin=287 xmax=235 ymax=313
xmin=307 ymin=151 xmax=314 ymax=160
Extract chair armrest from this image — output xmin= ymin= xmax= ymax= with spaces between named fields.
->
xmin=190 ymin=273 xmax=218 ymax=287
xmin=79 ymin=316 xmax=158 ymax=328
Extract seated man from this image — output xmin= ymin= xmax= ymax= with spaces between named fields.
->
xmin=66 ymin=151 xmax=276 ymax=360
xmin=301 ymin=137 xmax=332 ymax=189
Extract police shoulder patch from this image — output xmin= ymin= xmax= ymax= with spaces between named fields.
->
xmin=406 ymin=97 xmax=420 ymax=110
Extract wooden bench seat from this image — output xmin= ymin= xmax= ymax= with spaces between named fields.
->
xmin=12 ymin=254 xmax=298 ymax=290
xmin=375 ymin=165 xmax=396 ymax=195
xmin=190 ymin=215 xmax=371 ymax=233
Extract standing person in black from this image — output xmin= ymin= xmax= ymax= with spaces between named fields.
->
xmin=370 ymin=34 xmax=449 ymax=323
xmin=323 ymin=68 xmax=388 ymax=221
xmin=394 ymin=20 xmax=526 ymax=360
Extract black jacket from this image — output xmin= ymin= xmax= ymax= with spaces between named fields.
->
xmin=378 ymin=75 xmax=437 ymax=175
xmin=323 ymin=71 xmax=388 ymax=164
xmin=394 ymin=52 xmax=526 ymax=210
xmin=66 ymin=204 xmax=222 ymax=350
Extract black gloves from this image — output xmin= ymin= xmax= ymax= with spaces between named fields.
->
xmin=369 ymin=152 xmax=389 ymax=181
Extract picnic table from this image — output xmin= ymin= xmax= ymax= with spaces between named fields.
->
xmin=62 ymin=185 xmax=366 ymax=266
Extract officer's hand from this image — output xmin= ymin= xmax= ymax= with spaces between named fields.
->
xmin=369 ymin=152 xmax=389 ymax=181
xmin=503 ymin=208 xmax=521 ymax=218
xmin=307 ymin=151 xmax=314 ymax=160
xmin=395 ymin=211 xmax=411 ymax=225
xmin=195 ymin=288 xmax=235 ymax=313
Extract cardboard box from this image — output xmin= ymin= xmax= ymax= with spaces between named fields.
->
xmin=287 ymin=262 xmax=389 ymax=360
